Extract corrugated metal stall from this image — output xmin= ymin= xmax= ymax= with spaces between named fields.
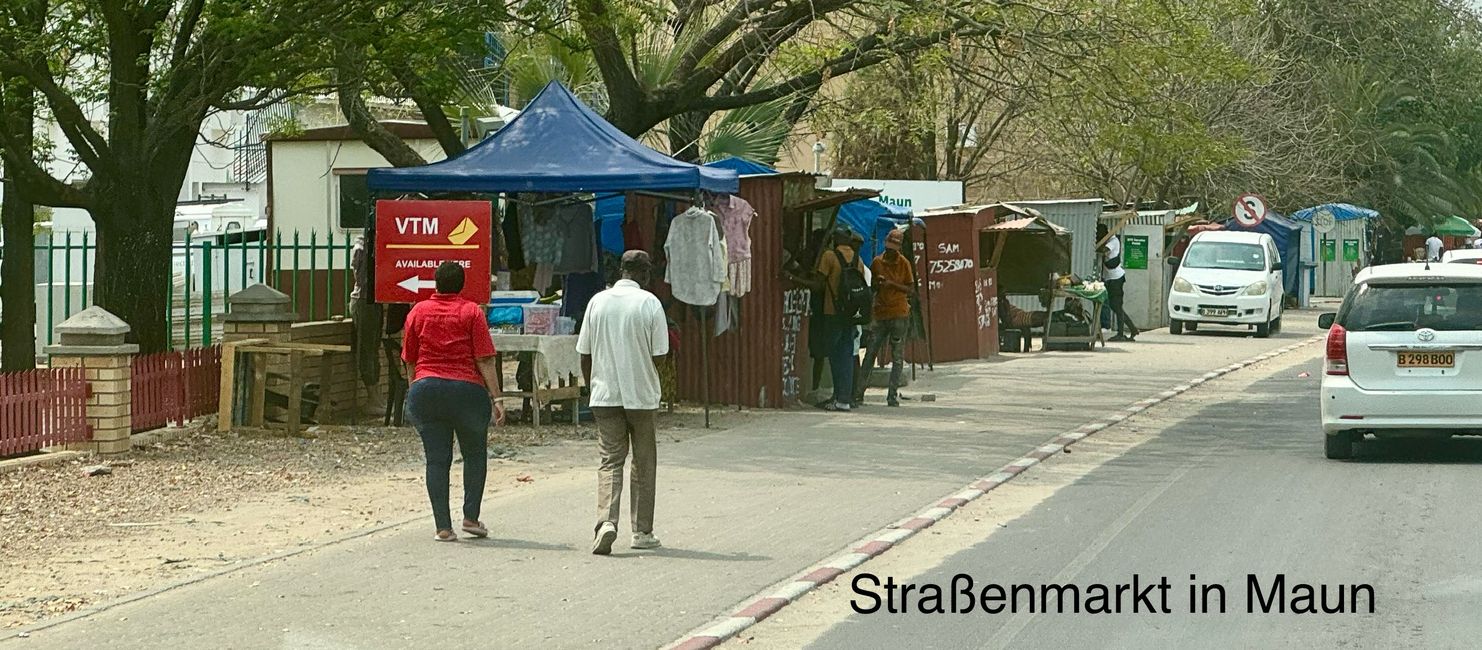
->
xmin=909 ymin=206 xmax=1000 ymax=363
xmin=626 ymin=174 xmax=850 ymax=408
xmin=1301 ymin=219 xmax=1369 ymax=297
xmin=1009 ymin=199 xmax=1104 ymax=280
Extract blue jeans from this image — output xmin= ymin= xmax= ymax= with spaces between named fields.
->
xmin=406 ymin=378 xmax=491 ymax=531
xmin=819 ymin=315 xmax=856 ymax=406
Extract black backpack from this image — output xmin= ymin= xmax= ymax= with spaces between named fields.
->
xmin=832 ymin=250 xmax=873 ymax=324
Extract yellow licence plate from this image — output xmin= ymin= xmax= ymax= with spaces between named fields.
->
xmin=1397 ymin=351 xmax=1455 ymax=368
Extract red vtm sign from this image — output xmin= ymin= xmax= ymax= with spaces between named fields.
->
xmin=375 ymin=200 xmax=492 ymax=304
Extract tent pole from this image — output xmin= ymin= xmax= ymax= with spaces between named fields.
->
xmin=702 ymin=308 xmax=710 ymax=428
xmin=921 ymin=222 xmax=935 ymax=371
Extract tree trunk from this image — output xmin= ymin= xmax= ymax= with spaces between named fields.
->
xmin=1 ymin=195 xmax=36 ymax=371
xmin=92 ymin=198 xmax=174 ymax=352
xmin=667 ymin=110 xmax=709 ymax=162
xmin=0 ymin=74 xmax=36 ymax=371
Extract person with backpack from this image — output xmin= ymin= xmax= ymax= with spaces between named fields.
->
xmin=812 ymin=227 xmax=872 ymax=411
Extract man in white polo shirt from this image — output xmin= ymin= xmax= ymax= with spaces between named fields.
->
xmin=579 ymin=250 xmax=670 ymax=555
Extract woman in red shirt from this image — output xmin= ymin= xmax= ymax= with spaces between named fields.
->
xmin=402 ymin=262 xmax=505 ymax=542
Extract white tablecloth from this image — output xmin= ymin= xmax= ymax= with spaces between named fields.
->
xmin=489 ymin=333 xmax=581 ymax=388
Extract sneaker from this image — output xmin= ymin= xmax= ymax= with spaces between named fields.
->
xmin=1109 ymin=334 xmax=1130 ymax=342
xmin=632 ymin=532 xmax=662 ymax=550
xmin=592 ymin=522 xmax=617 ymax=555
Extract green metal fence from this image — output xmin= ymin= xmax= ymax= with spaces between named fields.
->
xmin=5 ymin=229 xmax=355 ymax=354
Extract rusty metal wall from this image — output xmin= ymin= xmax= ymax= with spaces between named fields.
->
xmin=625 ymin=176 xmax=808 ymax=408
xmin=909 ymin=207 xmax=997 ymax=363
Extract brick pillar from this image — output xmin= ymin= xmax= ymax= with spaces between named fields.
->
xmin=223 ymin=283 xmax=296 ymax=342
xmin=45 ymin=306 xmax=139 ymax=456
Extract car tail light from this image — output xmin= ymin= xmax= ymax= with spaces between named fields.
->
xmin=1325 ymin=323 xmax=1349 ymax=376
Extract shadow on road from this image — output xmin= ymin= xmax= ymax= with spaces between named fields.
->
xmin=1351 ymin=437 xmax=1482 ymax=464
xmin=459 ymin=538 xmax=577 ymax=552
xmin=622 ymin=548 xmax=772 ymax=562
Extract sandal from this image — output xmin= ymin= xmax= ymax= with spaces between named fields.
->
xmin=461 ymin=520 xmax=489 ymax=538
xmin=434 ymin=529 xmax=457 ymax=542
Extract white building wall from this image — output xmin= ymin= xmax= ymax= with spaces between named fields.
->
xmin=268 ymin=137 xmax=446 ymax=268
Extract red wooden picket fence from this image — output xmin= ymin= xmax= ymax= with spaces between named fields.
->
xmin=131 ymin=346 xmax=223 ymax=433
xmin=0 ymin=368 xmax=90 ymax=457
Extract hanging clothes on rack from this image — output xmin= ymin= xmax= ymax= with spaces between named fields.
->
xmin=561 ymin=270 xmax=605 ymax=328
xmin=714 ymin=293 xmax=740 ymax=336
xmin=709 ymin=194 xmax=756 ymax=297
xmin=553 ymin=200 xmax=597 ymax=274
xmin=502 ymin=199 xmax=525 ymax=271
xmin=664 ymin=206 xmax=726 ymax=306
xmin=518 ymin=193 xmax=566 ymax=267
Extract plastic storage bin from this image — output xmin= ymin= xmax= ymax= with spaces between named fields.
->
xmin=521 ymin=304 xmax=561 ymax=335
xmin=488 ymin=291 xmax=540 ymax=327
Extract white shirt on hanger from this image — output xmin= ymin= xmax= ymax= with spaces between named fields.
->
xmin=664 ymin=207 xmax=727 ymax=306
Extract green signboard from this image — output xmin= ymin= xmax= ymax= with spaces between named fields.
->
xmin=1124 ymin=235 xmax=1149 ymax=270
xmin=1321 ymin=239 xmax=1336 ymax=262
xmin=1342 ymin=239 xmax=1360 ymax=262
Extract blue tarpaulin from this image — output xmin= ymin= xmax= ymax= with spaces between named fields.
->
xmin=1225 ymin=212 xmax=1302 ymax=297
xmin=1288 ymin=203 xmax=1379 ymax=222
xmin=368 ymin=81 xmax=739 ymax=194
xmin=835 ymin=197 xmax=914 ymax=261
xmin=706 ymin=156 xmax=777 ymax=175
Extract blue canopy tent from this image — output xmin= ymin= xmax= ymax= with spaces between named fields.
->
xmin=1224 ymin=211 xmax=1302 ymax=298
xmin=367 ymin=81 xmax=738 ymax=194
xmin=365 ymin=82 xmax=741 ymax=427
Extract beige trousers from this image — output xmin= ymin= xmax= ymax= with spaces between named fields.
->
xmin=593 ymin=407 xmax=657 ymax=534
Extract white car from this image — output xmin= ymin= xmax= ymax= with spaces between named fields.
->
xmin=1440 ymin=248 xmax=1482 ymax=265
xmin=1167 ymin=231 xmax=1286 ymax=337
xmin=1319 ymin=263 xmax=1482 ymax=459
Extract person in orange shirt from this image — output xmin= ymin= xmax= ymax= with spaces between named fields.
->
xmin=855 ymin=229 xmax=915 ymax=407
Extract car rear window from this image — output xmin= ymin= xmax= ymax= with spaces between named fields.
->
xmin=1339 ymin=282 xmax=1482 ymax=331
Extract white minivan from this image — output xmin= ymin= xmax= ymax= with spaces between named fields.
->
xmin=1167 ymin=231 xmax=1286 ymax=337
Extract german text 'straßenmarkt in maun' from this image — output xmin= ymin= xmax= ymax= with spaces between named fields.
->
xmin=850 ymin=574 xmax=1376 ymax=615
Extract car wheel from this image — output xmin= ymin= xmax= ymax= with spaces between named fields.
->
xmin=1170 ymin=319 xmax=1184 ymax=335
xmin=1255 ymin=320 xmax=1271 ymax=338
xmin=1271 ymin=315 xmax=1283 ymax=333
xmin=1325 ymin=431 xmax=1356 ymax=460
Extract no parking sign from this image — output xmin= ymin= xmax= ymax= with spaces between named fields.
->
xmin=1232 ymin=193 xmax=1268 ymax=228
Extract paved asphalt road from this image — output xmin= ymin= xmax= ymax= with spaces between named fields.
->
xmin=802 ymin=355 xmax=1482 ymax=649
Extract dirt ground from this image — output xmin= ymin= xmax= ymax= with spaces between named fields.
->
xmin=0 ymin=406 xmax=753 ymax=629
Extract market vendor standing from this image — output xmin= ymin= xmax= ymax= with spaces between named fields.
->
xmin=402 ymin=261 xmax=505 ymax=542
xmin=1097 ymin=223 xmax=1140 ymax=342
xmin=855 ymin=229 xmax=915 ymax=407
